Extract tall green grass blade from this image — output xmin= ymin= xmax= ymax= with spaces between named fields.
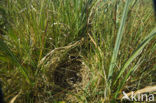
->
xmin=108 ymin=0 xmax=130 ymax=86
xmin=0 ymin=39 xmax=31 ymax=84
xmin=114 ymin=27 xmax=156 ymax=85
xmin=114 ymin=58 xmax=143 ymax=98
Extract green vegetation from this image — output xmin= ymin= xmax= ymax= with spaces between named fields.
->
xmin=0 ymin=0 xmax=156 ymax=102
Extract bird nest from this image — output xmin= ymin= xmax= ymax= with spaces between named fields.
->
xmin=35 ymin=39 xmax=89 ymax=101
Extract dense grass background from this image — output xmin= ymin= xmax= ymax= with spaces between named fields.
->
xmin=0 ymin=0 xmax=156 ymax=102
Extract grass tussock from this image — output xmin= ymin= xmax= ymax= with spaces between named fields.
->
xmin=0 ymin=0 xmax=156 ymax=103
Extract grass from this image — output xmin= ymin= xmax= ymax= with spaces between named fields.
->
xmin=0 ymin=0 xmax=156 ymax=103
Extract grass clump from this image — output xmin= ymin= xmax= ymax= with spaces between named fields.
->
xmin=0 ymin=0 xmax=156 ymax=103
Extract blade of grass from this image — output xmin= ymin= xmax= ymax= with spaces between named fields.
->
xmin=114 ymin=27 xmax=156 ymax=86
xmin=108 ymin=0 xmax=130 ymax=86
xmin=0 ymin=39 xmax=31 ymax=84
xmin=114 ymin=58 xmax=143 ymax=98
